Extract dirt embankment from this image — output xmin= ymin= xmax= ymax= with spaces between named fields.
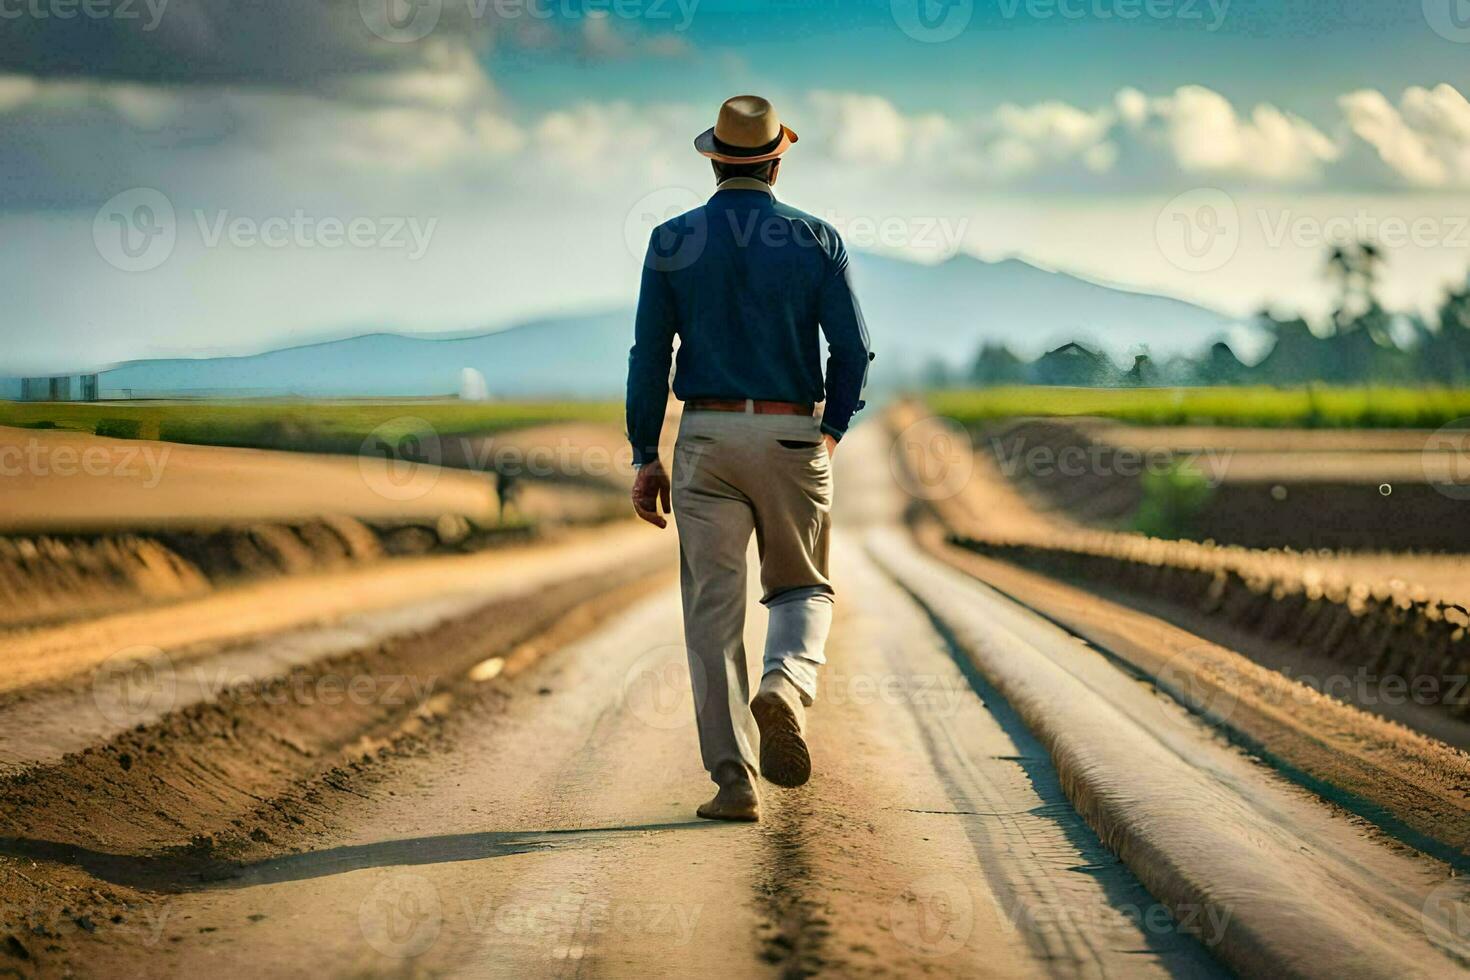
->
xmin=0 ymin=536 xmax=208 ymax=630
xmin=891 ymin=406 xmax=1470 ymax=862
xmin=921 ymin=411 xmax=1470 ymax=723
xmin=0 ymin=517 xmax=539 ymax=631
xmin=948 ymin=528 xmax=1470 ymax=722
xmin=915 ymin=518 xmax=1470 ymax=855
xmin=981 ymin=417 xmax=1470 ymax=551
xmin=941 ymin=512 xmax=1470 ymax=726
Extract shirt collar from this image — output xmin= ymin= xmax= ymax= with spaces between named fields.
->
xmin=714 ymin=177 xmax=774 ymax=196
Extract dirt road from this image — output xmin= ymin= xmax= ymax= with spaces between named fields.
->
xmin=3 ymin=424 xmax=1467 ymax=978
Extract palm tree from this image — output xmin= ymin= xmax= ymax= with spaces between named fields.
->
xmin=1327 ymin=240 xmax=1382 ymax=333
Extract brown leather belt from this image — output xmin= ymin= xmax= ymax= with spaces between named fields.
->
xmin=686 ymin=398 xmax=814 ymax=416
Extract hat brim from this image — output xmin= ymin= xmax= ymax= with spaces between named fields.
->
xmin=694 ymin=125 xmax=798 ymax=164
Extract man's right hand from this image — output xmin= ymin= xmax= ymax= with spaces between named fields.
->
xmin=631 ymin=458 xmax=672 ymax=529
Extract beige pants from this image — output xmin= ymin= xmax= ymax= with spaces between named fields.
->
xmin=672 ymin=408 xmax=834 ymax=782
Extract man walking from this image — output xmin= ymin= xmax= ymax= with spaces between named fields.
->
xmin=626 ymin=95 xmax=873 ymax=822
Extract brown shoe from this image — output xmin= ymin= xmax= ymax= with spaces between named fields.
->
xmin=752 ymin=675 xmax=811 ymax=788
xmin=696 ymin=762 xmax=760 ymax=821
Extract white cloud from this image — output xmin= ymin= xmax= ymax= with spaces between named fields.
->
xmin=325 ymin=46 xmax=495 ymax=111
xmin=1340 ymin=84 xmax=1470 ymax=188
xmin=1147 ymin=85 xmax=1338 ymax=182
xmin=804 ymin=85 xmax=1347 ymax=189
xmin=1083 ymin=142 xmax=1118 ymax=174
xmin=0 ymin=53 xmax=528 ymax=202
xmin=835 ymin=83 xmax=1470 ymax=191
xmin=529 ymin=101 xmax=699 ymax=179
xmin=806 ymin=91 xmax=942 ymax=167
xmin=6 ymin=70 xmax=1470 ymax=213
xmin=1114 ymin=87 xmax=1149 ymax=128
xmin=984 ymin=100 xmax=1114 ymax=178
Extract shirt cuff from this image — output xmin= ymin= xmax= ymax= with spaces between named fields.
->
xmin=819 ymin=421 xmax=846 ymax=441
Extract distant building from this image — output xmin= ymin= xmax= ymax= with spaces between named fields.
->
xmin=1029 ymin=342 xmax=1117 ymax=386
xmin=17 ymin=374 xmax=99 ymax=402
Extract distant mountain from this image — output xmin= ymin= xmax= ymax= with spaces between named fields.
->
xmin=93 ymin=311 xmax=633 ymax=399
xmin=850 ymin=253 xmax=1240 ymax=381
xmin=5 ymin=253 xmax=1241 ymax=399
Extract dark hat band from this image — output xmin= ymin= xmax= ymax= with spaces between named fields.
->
xmin=711 ymin=130 xmax=786 ymax=159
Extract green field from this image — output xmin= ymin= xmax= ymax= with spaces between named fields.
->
xmin=927 ymin=386 xmax=1470 ymax=429
xmin=0 ymin=400 xmax=622 ymax=454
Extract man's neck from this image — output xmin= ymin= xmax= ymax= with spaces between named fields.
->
xmin=715 ymin=176 xmax=774 ymax=194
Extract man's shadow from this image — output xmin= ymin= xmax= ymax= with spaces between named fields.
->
xmin=0 ymin=821 xmax=713 ymax=894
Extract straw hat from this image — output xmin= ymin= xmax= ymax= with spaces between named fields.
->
xmin=694 ymin=95 xmax=798 ymax=164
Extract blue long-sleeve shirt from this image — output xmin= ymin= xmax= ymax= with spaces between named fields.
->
xmin=626 ymin=180 xmax=874 ymax=465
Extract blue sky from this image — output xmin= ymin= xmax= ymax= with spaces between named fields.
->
xmin=4 ymin=0 xmax=1470 ymax=372
xmin=492 ymin=0 xmax=1456 ymax=118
